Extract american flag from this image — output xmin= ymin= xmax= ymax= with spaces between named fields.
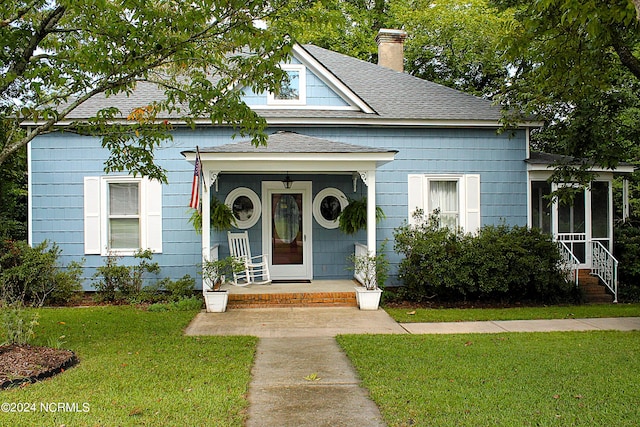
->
xmin=189 ymin=148 xmax=201 ymax=210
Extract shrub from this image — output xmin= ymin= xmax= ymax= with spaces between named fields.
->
xmin=0 ymin=239 xmax=84 ymax=307
xmin=614 ymin=220 xmax=640 ymax=302
xmin=93 ymin=250 xmax=160 ymax=303
xmin=162 ymin=274 xmax=196 ymax=301
xmin=393 ymin=213 xmax=573 ymax=303
xmin=1 ymin=303 xmax=39 ymax=345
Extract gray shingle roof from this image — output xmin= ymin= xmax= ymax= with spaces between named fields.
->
xmin=64 ymin=44 xmax=501 ymax=123
xmin=300 ymin=44 xmax=501 ymax=122
xmin=192 ymin=131 xmax=397 ymax=154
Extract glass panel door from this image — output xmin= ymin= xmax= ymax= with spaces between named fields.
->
xmin=272 ymin=193 xmax=303 ymax=265
xmin=262 ymin=181 xmax=312 ymax=280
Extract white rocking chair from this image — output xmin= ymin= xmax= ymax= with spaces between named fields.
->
xmin=227 ymin=231 xmax=271 ymax=286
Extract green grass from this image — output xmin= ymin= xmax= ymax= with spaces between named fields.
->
xmin=1 ymin=307 xmax=256 ymax=426
xmin=338 ymin=331 xmax=640 ymax=427
xmin=385 ymin=303 xmax=640 ymax=323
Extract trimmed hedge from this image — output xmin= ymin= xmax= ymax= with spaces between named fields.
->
xmin=393 ymin=218 xmax=575 ymax=303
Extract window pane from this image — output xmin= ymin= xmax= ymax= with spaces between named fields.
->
xmin=109 ymin=218 xmax=139 ymax=249
xmin=591 ymin=181 xmax=609 ymax=238
xmin=558 ymin=190 xmax=585 ymax=233
xmin=109 ymin=183 xmax=139 ymax=215
xmin=320 ymin=195 xmax=341 ymax=221
xmin=276 ymin=70 xmax=300 ymax=100
xmin=430 ymin=180 xmax=458 ymax=228
xmin=531 ymin=181 xmax=552 ymax=234
xmin=232 ymin=195 xmax=254 ymax=221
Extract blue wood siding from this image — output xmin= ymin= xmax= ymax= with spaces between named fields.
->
xmin=30 ymin=126 xmax=527 ymax=289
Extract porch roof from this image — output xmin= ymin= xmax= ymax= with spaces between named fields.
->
xmin=181 ymin=131 xmax=398 ymax=173
xmin=526 ymin=152 xmax=635 ymax=174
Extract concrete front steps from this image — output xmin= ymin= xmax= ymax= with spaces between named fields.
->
xmin=578 ymin=270 xmax=614 ymax=303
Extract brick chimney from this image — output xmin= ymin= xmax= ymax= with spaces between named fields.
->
xmin=376 ymin=29 xmax=407 ymax=72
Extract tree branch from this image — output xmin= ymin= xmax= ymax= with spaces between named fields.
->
xmin=611 ymin=32 xmax=640 ymax=81
xmin=1 ymin=5 xmax=67 ymax=94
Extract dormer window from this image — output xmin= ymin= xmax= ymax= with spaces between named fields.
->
xmin=268 ymin=64 xmax=306 ymax=105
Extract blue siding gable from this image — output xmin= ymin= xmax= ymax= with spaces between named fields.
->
xmin=242 ymin=67 xmax=349 ymax=108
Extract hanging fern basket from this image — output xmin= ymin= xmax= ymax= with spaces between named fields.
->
xmin=338 ymin=197 xmax=385 ymax=235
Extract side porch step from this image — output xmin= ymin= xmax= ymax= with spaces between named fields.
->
xmin=227 ymin=291 xmax=358 ymax=309
xmin=578 ymin=270 xmax=613 ymax=303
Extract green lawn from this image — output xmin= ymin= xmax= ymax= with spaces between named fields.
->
xmin=338 ymin=331 xmax=640 ymax=427
xmin=1 ymin=307 xmax=256 ymax=426
xmin=385 ymin=303 xmax=640 ymax=323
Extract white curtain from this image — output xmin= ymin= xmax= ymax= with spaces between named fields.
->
xmin=430 ymin=180 xmax=458 ymax=228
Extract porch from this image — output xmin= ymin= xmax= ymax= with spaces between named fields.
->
xmin=220 ymin=280 xmax=359 ymax=308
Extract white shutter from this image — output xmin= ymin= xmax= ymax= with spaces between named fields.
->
xmin=464 ymin=174 xmax=481 ymax=233
xmin=407 ymin=174 xmax=424 ymax=225
xmin=84 ymin=177 xmax=102 ymax=254
xmin=144 ymin=178 xmax=163 ymax=253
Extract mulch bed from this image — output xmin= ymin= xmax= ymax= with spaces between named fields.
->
xmin=0 ymin=344 xmax=78 ymax=389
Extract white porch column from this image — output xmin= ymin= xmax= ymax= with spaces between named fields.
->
xmin=201 ymin=168 xmax=211 ymax=267
xmin=365 ymin=170 xmax=377 ymax=256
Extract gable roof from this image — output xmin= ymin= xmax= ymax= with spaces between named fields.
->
xmin=298 ymin=44 xmax=502 ymax=123
xmin=59 ymin=43 xmax=508 ymax=127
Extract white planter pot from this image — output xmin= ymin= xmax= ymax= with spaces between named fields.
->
xmin=354 ymin=287 xmax=382 ymax=310
xmin=204 ymin=290 xmax=229 ymax=313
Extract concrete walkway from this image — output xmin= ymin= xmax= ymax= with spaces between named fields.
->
xmin=184 ymin=308 xmax=640 ymax=427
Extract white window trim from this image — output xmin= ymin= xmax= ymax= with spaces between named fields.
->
xmin=267 ymin=64 xmax=306 ymax=106
xmin=102 ymin=176 xmax=142 ymax=256
xmin=224 ymin=187 xmax=261 ymax=229
xmin=84 ymin=175 xmax=162 ymax=256
xmin=313 ymin=187 xmax=348 ymax=229
xmin=408 ymin=173 xmax=481 ymax=233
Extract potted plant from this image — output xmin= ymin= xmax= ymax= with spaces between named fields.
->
xmin=349 ymin=244 xmax=389 ymax=310
xmin=200 ymin=256 xmax=244 ymax=312
xmin=338 ymin=197 xmax=385 ymax=235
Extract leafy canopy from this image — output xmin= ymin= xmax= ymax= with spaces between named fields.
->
xmin=493 ymin=0 xmax=640 ymax=184
xmin=1 ymin=0 xmax=309 ymax=181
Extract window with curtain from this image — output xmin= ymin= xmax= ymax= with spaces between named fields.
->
xmin=429 ymin=180 xmax=458 ymax=229
xmin=407 ymin=173 xmax=481 ymax=233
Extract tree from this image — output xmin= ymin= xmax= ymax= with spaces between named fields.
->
xmin=1 ymin=0 xmax=308 ymax=182
xmin=0 ymin=120 xmax=27 ymax=241
xmin=288 ymin=0 xmax=389 ymax=62
xmin=388 ymin=0 xmax=514 ymax=97
xmin=292 ymin=0 xmax=514 ymax=98
xmin=492 ymin=0 xmax=640 ymax=184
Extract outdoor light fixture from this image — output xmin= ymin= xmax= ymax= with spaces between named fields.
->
xmin=282 ymin=174 xmax=293 ymax=189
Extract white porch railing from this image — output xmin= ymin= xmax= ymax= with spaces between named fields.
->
xmin=557 ymin=241 xmax=580 ymax=286
xmin=591 ymin=240 xmax=618 ymax=303
xmin=354 ymin=243 xmax=368 ymax=286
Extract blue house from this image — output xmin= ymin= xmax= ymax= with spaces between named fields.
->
xmin=28 ymin=30 xmax=631 ymax=299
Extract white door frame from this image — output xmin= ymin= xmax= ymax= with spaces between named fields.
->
xmin=262 ymin=181 xmax=313 ymax=280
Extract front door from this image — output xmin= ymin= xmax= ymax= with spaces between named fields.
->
xmin=262 ymin=181 xmax=313 ymax=280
